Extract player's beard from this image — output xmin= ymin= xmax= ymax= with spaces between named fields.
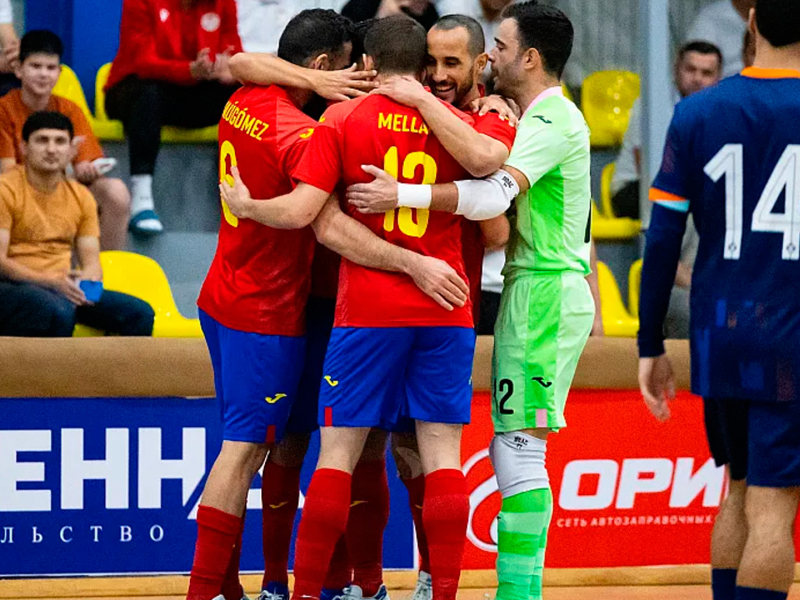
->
xmin=432 ymin=71 xmax=476 ymax=109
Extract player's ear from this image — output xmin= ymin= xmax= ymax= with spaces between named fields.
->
xmin=523 ymin=47 xmax=541 ymax=73
xmin=363 ymin=55 xmax=375 ymax=72
xmin=474 ymin=52 xmax=489 ymax=75
xmin=310 ymin=53 xmax=331 ymax=71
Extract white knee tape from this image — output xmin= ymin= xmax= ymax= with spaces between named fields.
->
xmin=489 ymin=432 xmax=549 ymax=499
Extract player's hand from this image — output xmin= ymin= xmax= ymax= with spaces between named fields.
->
xmin=639 ymin=354 xmax=676 ymax=422
xmin=347 ymin=165 xmax=399 ymax=214
xmin=374 ymin=75 xmax=429 ymax=108
xmin=470 ymin=95 xmax=520 ymax=128
xmin=190 ymin=48 xmax=214 ymax=81
xmin=591 ymin=312 xmax=604 ymax=337
xmin=219 ymin=166 xmax=254 ymax=220
xmin=407 ymin=255 xmax=469 ymax=311
xmin=212 ymin=48 xmax=237 ymax=86
xmin=313 ymin=64 xmax=378 ymax=102
xmin=73 ymin=160 xmax=101 ymax=185
xmin=46 ymin=272 xmax=88 ymax=306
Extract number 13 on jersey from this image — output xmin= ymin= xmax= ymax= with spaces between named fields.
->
xmin=382 ymin=146 xmax=436 ymax=238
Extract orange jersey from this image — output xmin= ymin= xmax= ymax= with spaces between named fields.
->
xmin=294 ymin=94 xmax=476 ymax=329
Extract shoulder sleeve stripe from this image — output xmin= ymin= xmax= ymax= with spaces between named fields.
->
xmin=649 ymin=187 xmax=686 ymax=203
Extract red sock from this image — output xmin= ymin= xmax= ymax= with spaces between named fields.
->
xmin=291 ymin=468 xmax=352 ymax=600
xmin=423 ymin=469 xmax=469 ymax=600
xmin=261 ymin=461 xmax=302 ymax=589
xmin=187 ymin=505 xmax=243 ymax=600
xmin=401 ymin=474 xmax=430 ymax=574
xmin=221 ymin=523 xmax=244 ymax=600
xmin=346 ymin=459 xmax=390 ymax=596
xmin=323 ymin=534 xmax=351 ymax=592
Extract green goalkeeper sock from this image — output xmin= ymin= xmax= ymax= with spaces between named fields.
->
xmin=495 ymin=487 xmax=553 ymax=600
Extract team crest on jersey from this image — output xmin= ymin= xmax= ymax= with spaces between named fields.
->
xmin=201 ymin=12 xmax=221 ymax=32
xmin=159 ymin=8 xmax=169 ymax=22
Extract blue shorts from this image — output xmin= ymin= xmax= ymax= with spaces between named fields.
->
xmin=199 ymin=310 xmax=305 ymax=445
xmin=286 ymin=296 xmax=336 ymax=434
xmin=319 ymin=327 xmax=476 ymax=429
xmin=705 ymin=397 xmax=800 ymax=487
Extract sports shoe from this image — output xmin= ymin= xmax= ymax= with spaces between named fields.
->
xmin=408 ymin=571 xmax=431 ymax=600
xmin=342 ymin=584 xmax=390 ymax=600
xmin=320 ymin=587 xmax=348 ymax=600
xmin=258 ymin=582 xmax=290 ymax=600
xmin=212 ymin=595 xmax=250 ymax=600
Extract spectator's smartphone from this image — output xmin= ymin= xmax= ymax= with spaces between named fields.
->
xmin=79 ymin=280 xmax=104 ymax=303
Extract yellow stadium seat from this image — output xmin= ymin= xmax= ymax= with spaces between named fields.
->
xmin=581 ymin=70 xmax=640 ymax=148
xmin=52 ymin=64 xmax=93 ymax=123
xmin=561 ymin=83 xmax=573 ymax=102
xmin=600 ymin=162 xmax=616 ymax=218
xmin=597 ymin=260 xmax=638 ymax=337
xmin=94 ymin=62 xmax=218 ymax=143
xmin=93 ymin=62 xmax=125 ymax=141
xmin=591 ymin=203 xmax=641 ymax=241
xmin=628 ymin=258 xmax=642 ymax=318
xmin=73 ymin=251 xmax=202 ymax=338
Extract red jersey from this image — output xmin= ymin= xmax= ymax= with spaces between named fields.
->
xmin=460 ymin=111 xmax=517 ymax=324
xmin=107 ymin=0 xmax=242 ymax=89
xmin=198 ymin=85 xmax=317 ymax=336
xmin=294 ymin=95 xmax=475 ymax=329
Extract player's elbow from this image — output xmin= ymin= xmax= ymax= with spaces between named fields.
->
xmin=465 ymin=143 xmax=508 ymax=178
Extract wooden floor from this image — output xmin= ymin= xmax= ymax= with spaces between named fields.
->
xmin=30 ymin=588 xmax=800 ymax=600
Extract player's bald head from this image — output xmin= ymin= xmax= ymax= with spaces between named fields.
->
xmin=755 ymin=0 xmax=800 ymax=48
xmin=364 ymin=15 xmax=428 ymax=76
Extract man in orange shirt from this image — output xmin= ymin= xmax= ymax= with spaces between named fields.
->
xmin=0 ymin=30 xmax=131 ymax=250
xmin=0 ymin=111 xmax=153 ymax=337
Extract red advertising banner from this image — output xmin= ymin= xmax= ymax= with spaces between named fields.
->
xmin=462 ymin=390 xmax=723 ymax=569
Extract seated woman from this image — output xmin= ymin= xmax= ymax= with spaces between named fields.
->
xmin=105 ymin=0 xmax=242 ymax=235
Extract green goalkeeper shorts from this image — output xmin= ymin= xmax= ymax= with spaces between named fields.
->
xmin=492 ymin=272 xmax=594 ymax=432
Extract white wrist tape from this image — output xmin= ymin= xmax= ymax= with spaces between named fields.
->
xmin=454 ymin=169 xmax=519 ymax=221
xmin=397 ymin=183 xmax=432 ymax=209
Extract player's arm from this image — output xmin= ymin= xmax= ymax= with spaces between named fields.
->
xmin=220 ymin=166 xmax=329 ymax=229
xmin=311 ymin=196 xmax=468 ymax=310
xmin=347 ymin=163 xmax=527 ymax=221
xmin=587 ymin=240 xmax=604 ymax=336
xmin=228 ymin=53 xmax=377 ymax=101
xmin=376 ymin=76 xmax=510 ymax=177
xmin=480 ymin=215 xmax=510 ymax=250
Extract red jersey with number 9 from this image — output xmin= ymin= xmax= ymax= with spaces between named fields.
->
xmin=198 ymin=84 xmax=318 ymax=336
xmin=293 ymin=94 xmax=474 ymax=329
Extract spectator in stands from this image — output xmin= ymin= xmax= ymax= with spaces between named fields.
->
xmin=0 ymin=112 xmax=154 ymax=337
xmin=0 ymin=31 xmax=131 ymax=250
xmin=342 ymin=0 xmax=439 ymax=30
xmin=611 ymin=41 xmax=722 ymax=220
xmin=105 ymin=0 xmax=243 ymax=236
xmin=437 ymin=0 xmax=515 ymax=53
xmin=235 ymin=0 xmax=343 ymax=53
xmin=686 ymin=0 xmax=754 ymax=78
xmin=0 ymin=0 xmax=19 ymax=97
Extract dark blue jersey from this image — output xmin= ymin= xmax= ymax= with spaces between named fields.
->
xmin=648 ymin=67 xmax=800 ymax=401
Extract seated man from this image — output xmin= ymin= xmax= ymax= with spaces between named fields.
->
xmin=0 ymin=30 xmax=131 ymax=250
xmin=0 ymin=0 xmax=19 ymax=97
xmin=0 ymin=112 xmax=154 ymax=337
xmin=105 ymin=0 xmax=242 ymax=235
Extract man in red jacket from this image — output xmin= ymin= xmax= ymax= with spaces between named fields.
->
xmin=105 ymin=0 xmax=242 ymax=235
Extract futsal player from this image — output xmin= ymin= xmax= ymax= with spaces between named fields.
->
xmin=639 ymin=1 xmax=800 ymax=599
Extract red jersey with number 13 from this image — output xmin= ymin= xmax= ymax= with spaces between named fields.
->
xmin=198 ymin=84 xmax=317 ymax=336
xmin=293 ymin=94 xmax=473 ymax=328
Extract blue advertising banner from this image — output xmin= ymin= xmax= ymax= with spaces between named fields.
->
xmin=0 ymin=397 xmax=415 ymax=577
